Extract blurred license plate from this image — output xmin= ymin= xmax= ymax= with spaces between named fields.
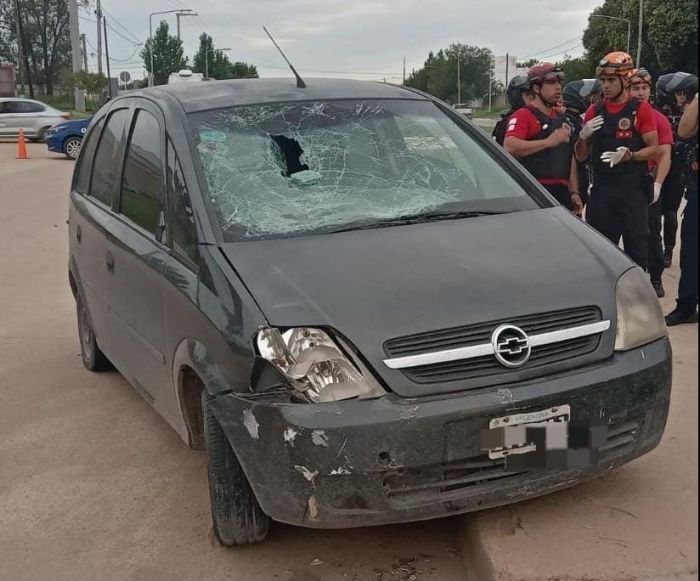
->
xmin=487 ymin=405 xmax=570 ymax=460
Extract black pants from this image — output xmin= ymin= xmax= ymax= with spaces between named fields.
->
xmin=542 ymin=183 xmax=573 ymax=210
xmin=677 ymin=181 xmax=698 ymax=312
xmin=661 ymin=166 xmax=685 ymax=252
xmin=648 ymin=201 xmax=664 ymax=282
xmin=587 ymin=177 xmax=649 ymax=270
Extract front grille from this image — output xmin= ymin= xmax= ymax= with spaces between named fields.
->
xmin=384 ymin=306 xmax=602 ymax=384
xmin=384 ymin=456 xmax=523 ymax=505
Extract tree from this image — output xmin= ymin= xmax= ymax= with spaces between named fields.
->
xmin=0 ymin=0 xmax=71 ymax=95
xmin=62 ymin=70 xmax=107 ymax=95
xmin=559 ymin=54 xmax=596 ymax=82
xmin=141 ymin=21 xmax=186 ymax=86
xmin=405 ymin=44 xmax=494 ymax=104
xmin=582 ymin=0 xmax=698 ymax=78
xmin=191 ymin=33 xmax=258 ymax=80
xmin=516 ymin=58 xmax=538 ymax=69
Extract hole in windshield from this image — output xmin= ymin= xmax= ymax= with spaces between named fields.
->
xmin=189 ymin=99 xmax=539 ymax=240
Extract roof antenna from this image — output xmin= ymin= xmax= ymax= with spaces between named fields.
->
xmin=263 ymin=26 xmax=306 ymax=88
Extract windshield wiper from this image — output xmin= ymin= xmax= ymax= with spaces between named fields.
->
xmin=322 ymin=210 xmax=510 ymax=234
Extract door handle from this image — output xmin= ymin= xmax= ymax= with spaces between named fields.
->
xmin=106 ymin=252 xmax=115 ymax=274
xmin=76 ymin=224 xmax=82 ymax=244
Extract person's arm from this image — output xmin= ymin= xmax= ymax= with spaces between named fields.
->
xmin=569 ymin=156 xmax=583 ymax=216
xmin=574 ymin=136 xmax=591 ymax=162
xmin=626 ymin=130 xmax=659 ymax=162
xmin=678 ymin=93 xmax=698 ymax=139
xmin=655 ymin=143 xmax=672 ymax=186
xmin=504 ymin=125 xmax=571 ymax=158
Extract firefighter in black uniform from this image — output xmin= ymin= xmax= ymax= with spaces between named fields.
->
xmin=504 ymin=62 xmax=582 ymax=215
xmin=655 ymin=72 xmax=699 ymax=268
xmin=666 ymin=89 xmax=699 ymax=325
xmin=492 ymin=75 xmax=531 ymax=146
xmin=563 ymin=78 xmax=602 ymax=210
xmin=574 ymin=51 xmax=660 ymax=269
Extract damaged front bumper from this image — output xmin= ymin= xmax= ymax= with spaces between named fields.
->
xmin=209 ymin=337 xmax=672 ymax=528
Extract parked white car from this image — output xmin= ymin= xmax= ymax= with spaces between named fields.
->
xmin=0 ymin=98 xmax=70 ymax=141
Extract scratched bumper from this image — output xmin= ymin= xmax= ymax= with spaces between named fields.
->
xmin=209 ymin=338 xmax=671 ymax=528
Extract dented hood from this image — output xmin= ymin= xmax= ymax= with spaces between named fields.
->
xmin=221 ymin=207 xmax=632 ymax=397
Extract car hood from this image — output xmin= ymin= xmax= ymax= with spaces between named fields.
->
xmin=54 ymin=119 xmax=89 ymax=132
xmin=221 ymin=207 xmax=632 ymax=397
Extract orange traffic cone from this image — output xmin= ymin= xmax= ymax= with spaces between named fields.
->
xmin=17 ymin=128 xmax=28 ymax=160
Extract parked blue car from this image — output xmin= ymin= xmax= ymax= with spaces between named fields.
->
xmin=46 ymin=118 xmax=91 ymax=160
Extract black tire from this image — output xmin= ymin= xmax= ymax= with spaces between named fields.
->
xmin=63 ymin=136 xmax=82 ymax=160
xmin=202 ymin=390 xmax=270 ymax=546
xmin=76 ymin=294 xmax=111 ymax=372
xmin=35 ymin=127 xmax=50 ymax=143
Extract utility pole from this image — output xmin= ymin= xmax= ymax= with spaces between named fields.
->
xmin=403 ymin=57 xmax=406 ymax=84
xmin=103 ymin=16 xmax=112 ymax=97
xmin=457 ymin=53 xmax=461 ymax=104
xmin=68 ymin=0 xmax=85 ymax=111
xmin=505 ymin=52 xmax=509 ymax=89
xmin=14 ymin=0 xmax=33 ymax=98
xmin=14 ymin=0 xmax=25 ymax=94
xmin=81 ymin=34 xmax=88 ymax=72
xmin=488 ymin=57 xmax=493 ymax=112
xmin=95 ymin=0 xmax=103 ymax=76
xmin=636 ymin=0 xmax=644 ymax=68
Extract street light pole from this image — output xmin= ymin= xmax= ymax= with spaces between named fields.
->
xmin=205 ymin=47 xmax=230 ymax=80
xmin=148 ymin=9 xmax=194 ymax=86
xmin=590 ymin=14 xmax=632 ymax=54
xmin=176 ymin=10 xmax=198 ymax=40
xmin=637 ymin=0 xmax=644 ymax=67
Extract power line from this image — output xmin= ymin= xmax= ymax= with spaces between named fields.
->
xmin=105 ymin=20 xmax=142 ymax=47
xmin=522 ymin=36 xmax=582 ymax=59
xmin=109 ymin=45 xmax=143 ymax=63
xmin=102 ymin=7 xmax=142 ymax=44
xmin=537 ymin=42 xmax=584 ymax=61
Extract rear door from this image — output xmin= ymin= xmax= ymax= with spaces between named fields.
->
xmin=69 ymin=107 xmax=130 ymax=360
xmin=15 ymin=100 xmax=48 ymax=137
xmin=101 ymin=99 xmax=172 ymax=406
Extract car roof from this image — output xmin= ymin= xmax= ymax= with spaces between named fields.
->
xmin=124 ymin=78 xmax=430 ymax=113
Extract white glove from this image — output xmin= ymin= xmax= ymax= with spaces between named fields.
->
xmin=579 ymin=115 xmax=604 ymax=140
xmin=600 ymin=146 xmax=630 ymax=167
xmin=651 ymin=182 xmax=662 ymax=205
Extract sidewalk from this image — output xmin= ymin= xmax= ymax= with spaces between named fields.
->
xmin=460 ymin=269 xmax=698 ymax=580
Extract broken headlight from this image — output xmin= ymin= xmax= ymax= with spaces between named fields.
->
xmin=255 ymin=327 xmax=386 ymax=403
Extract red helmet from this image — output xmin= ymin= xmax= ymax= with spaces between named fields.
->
xmin=596 ymin=51 xmax=635 ymax=80
xmin=527 ymin=62 xmax=565 ymax=86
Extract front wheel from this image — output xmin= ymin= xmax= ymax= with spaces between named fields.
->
xmin=63 ymin=136 xmax=82 ymax=160
xmin=202 ymin=390 xmax=270 ymax=546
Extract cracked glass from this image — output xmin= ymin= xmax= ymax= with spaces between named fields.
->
xmin=189 ymin=99 xmax=538 ymax=240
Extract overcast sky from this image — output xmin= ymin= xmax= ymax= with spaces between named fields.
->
xmin=80 ymin=0 xmax=603 ymax=82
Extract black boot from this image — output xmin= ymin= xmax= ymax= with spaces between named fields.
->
xmin=652 ymin=280 xmax=666 ymax=298
xmin=664 ymin=248 xmax=673 ymax=268
xmin=665 ymin=307 xmax=699 ymax=326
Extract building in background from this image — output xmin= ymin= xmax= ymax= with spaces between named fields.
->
xmin=493 ymin=55 xmax=528 ymax=88
xmin=0 ymin=63 xmax=17 ymax=97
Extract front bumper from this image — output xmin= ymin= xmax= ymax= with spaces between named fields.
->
xmin=210 ymin=338 xmax=672 ymax=528
xmin=46 ymin=136 xmax=62 ymax=152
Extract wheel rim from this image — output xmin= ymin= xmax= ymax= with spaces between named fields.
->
xmin=78 ymin=300 xmax=94 ymax=360
xmin=66 ymin=139 xmax=81 ymax=159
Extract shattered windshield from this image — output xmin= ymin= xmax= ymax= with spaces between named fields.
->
xmin=189 ymin=99 xmax=538 ymax=240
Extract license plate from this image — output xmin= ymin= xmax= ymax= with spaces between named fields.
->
xmin=487 ymin=404 xmax=571 ymax=460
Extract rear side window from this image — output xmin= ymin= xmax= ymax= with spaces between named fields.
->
xmin=91 ymin=108 xmax=129 ymax=206
xmin=120 ymin=110 xmax=165 ymax=238
xmin=74 ymin=118 xmax=105 ymax=195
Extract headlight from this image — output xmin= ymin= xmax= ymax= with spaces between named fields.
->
xmin=614 ymin=267 xmax=667 ymax=351
xmin=255 ymin=327 xmax=386 ymax=403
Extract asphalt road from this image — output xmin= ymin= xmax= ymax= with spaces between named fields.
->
xmin=1 ymin=141 xmax=697 ymax=581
